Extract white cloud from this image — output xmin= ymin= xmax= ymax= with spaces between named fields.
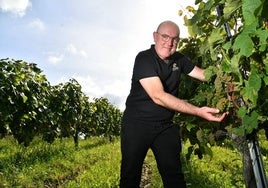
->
xmin=72 ymin=75 xmax=130 ymax=110
xmin=66 ymin=44 xmax=88 ymax=58
xmin=29 ymin=18 xmax=45 ymax=31
xmin=45 ymin=43 xmax=88 ymax=66
xmin=0 ymin=0 xmax=31 ymax=17
xmin=48 ymin=54 xmax=64 ymax=65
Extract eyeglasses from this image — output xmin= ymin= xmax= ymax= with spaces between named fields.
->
xmin=156 ymin=32 xmax=180 ymax=43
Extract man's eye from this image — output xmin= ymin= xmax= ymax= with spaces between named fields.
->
xmin=162 ymin=35 xmax=169 ymax=39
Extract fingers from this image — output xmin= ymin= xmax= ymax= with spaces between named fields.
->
xmin=210 ymin=111 xmax=229 ymax=122
xmin=201 ymin=107 xmax=229 ymax=122
xmin=216 ymin=112 xmax=228 ymax=122
xmin=205 ymin=107 xmax=220 ymax=114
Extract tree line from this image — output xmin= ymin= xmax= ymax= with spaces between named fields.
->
xmin=0 ymin=58 xmax=122 ymax=147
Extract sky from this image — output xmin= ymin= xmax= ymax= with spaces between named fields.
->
xmin=0 ymin=0 xmax=195 ymax=110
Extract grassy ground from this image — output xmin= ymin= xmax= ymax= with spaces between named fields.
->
xmin=0 ymin=135 xmax=268 ymax=187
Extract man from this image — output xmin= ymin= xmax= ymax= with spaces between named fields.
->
xmin=120 ymin=20 xmax=228 ymax=188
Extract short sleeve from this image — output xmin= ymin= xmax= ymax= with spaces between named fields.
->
xmin=132 ymin=51 xmax=158 ymax=81
xmin=171 ymin=52 xmax=195 ymax=74
xmin=181 ymin=56 xmax=195 ymax=74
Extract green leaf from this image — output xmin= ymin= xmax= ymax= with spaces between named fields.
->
xmin=242 ymin=111 xmax=259 ymax=134
xmin=196 ymin=130 xmax=204 ymax=143
xmin=187 ymin=25 xmax=199 ymax=37
xmin=224 ymin=0 xmax=242 ymax=19
xmin=221 ymin=60 xmax=231 ymax=73
xmin=256 ymin=29 xmax=268 ymax=52
xmin=22 ymin=94 xmax=28 ymax=103
xmin=231 ymin=127 xmax=246 ymax=136
xmin=248 ymin=71 xmax=261 ymax=91
xmin=263 ymin=76 xmax=268 ymax=86
xmin=189 ymin=10 xmax=202 ymax=26
xmin=242 ymin=0 xmax=262 ymax=26
xmin=222 ymin=41 xmax=232 ymax=51
xmin=204 ymin=66 xmax=218 ymax=81
xmin=206 ymin=28 xmax=224 ymax=60
xmin=237 ymin=106 xmax=247 ymax=118
xmin=241 ymin=71 xmax=261 ymax=105
xmin=242 ymin=23 xmax=258 ymax=35
xmin=186 ymin=123 xmax=196 ymax=132
xmin=233 ymin=33 xmax=254 ymax=57
xmin=230 ymin=54 xmax=241 ymax=74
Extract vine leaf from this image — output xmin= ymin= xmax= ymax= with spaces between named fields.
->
xmin=204 ymin=66 xmax=218 ymax=81
xmin=256 ymin=29 xmax=268 ymax=52
xmin=230 ymin=54 xmax=241 ymax=75
xmin=242 ymin=0 xmax=262 ymax=26
xmin=236 ymin=106 xmax=259 ymax=135
xmin=242 ymin=111 xmax=259 ymax=134
xmin=241 ymin=71 xmax=261 ymax=106
xmin=233 ymin=34 xmax=254 ymax=57
xmin=186 ymin=123 xmax=196 ymax=132
xmin=237 ymin=107 xmax=247 ymax=118
xmin=224 ymin=0 xmax=241 ymax=19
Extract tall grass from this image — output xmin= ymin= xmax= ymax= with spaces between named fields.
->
xmin=0 ymin=136 xmax=120 ymax=187
xmin=1 ymin=134 xmax=268 ymax=187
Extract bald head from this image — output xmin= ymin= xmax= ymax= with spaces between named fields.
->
xmin=156 ymin=20 xmax=180 ymax=37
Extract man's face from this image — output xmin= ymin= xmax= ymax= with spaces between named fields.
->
xmin=153 ymin=23 xmax=180 ymax=60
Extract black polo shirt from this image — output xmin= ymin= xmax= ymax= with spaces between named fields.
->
xmin=124 ymin=45 xmax=195 ymax=122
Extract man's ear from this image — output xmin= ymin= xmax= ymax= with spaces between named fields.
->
xmin=153 ymin=32 xmax=157 ymax=42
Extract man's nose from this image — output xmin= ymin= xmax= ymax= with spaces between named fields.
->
xmin=167 ymin=38 xmax=174 ymax=46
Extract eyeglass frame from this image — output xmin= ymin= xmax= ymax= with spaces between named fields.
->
xmin=156 ymin=32 xmax=180 ymax=43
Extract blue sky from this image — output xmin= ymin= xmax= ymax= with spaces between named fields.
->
xmin=0 ymin=0 xmax=195 ymax=110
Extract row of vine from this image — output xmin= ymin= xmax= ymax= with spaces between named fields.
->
xmin=0 ymin=58 xmax=122 ymax=147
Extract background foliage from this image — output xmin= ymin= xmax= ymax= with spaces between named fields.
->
xmin=176 ymin=0 xmax=268 ymax=158
xmin=0 ymin=58 xmax=122 ymax=147
xmin=177 ymin=0 xmax=268 ymax=186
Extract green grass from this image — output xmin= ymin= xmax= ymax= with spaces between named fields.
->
xmin=182 ymin=146 xmax=244 ymax=188
xmin=0 ymin=136 xmax=120 ymax=187
xmin=0 ymin=135 xmax=268 ymax=187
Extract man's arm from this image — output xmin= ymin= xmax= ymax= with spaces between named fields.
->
xmin=139 ymin=74 xmax=228 ymax=122
xmin=187 ymin=66 xmax=206 ymax=82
